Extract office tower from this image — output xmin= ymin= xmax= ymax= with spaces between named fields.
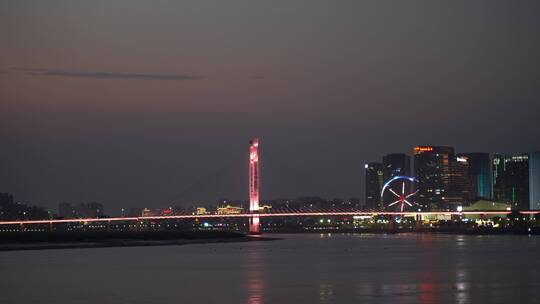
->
xmin=449 ymin=155 xmax=471 ymax=204
xmin=365 ymin=162 xmax=384 ymax=210
xmin=382 ymin=153 xmax=411 ymax=207
xmin=413 ymin=146 xmax=454 ymax=210
xmin=458 ymin=153 xmax=492 ymax=200
xmin=529 ymin=151 xmax=540 ymax=210
xmin=492 ymin=153 xmax=529 ymax=210
xmin=382 ymin=153 xmax=411 ymax=180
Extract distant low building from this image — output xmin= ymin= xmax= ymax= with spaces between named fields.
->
xmin=58 ymin=202 xmax=105 ymax=218
xmin=462 ymin=200 xmax=511 ymax=212
xmin=217 ymin=205 xmax=243 ymax=215
xmin=196 ymin=207 xmax=208 ymax=215
xmin=141 ymin=208 xmax=162 ymax=217
xmin=83 ymin=202 xmax=104 ymax=218
xmin=128 ymin=208 xmax=143 ymax=217
xmin=1 ymin=193 xmax=49 ymax=220
xmin=59 ymin=202 xmax=76 ymax=218
xmin=461 ymin=200 xmax=511 ymax=220
xmin=260 ymin=205 xmax=272 ymax=212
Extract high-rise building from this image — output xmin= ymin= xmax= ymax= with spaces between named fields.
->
xmin=529 ymin=151 xmax=540 ymax=210
xmin=492 ymin=153 xmax=529 ymax=210
xmin=457 ymin=153 xmax=492 ymax=200
xmin=413 ymin=146 xmax=454 ymax=210
xmin=449 ymin=155 xmax=471 ymax=205
xmin=365 ymin=162 xmax=384 ymax=210
xmin=492 ymin=154 xmax=504 ymax=202
xmin=382 ymin=153 xmax=411 ymax=180
xmin=382 ymin=153 xmax=411 ymax=206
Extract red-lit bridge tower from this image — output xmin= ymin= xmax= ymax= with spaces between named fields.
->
xmin=249 ymin=138 xmax=261 ymax=234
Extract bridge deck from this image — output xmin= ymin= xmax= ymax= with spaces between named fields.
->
xmin=0 ymin=210 xmax=538 ymax=225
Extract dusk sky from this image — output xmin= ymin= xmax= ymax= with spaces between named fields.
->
xmin=1 ymin=1 xmax=539 ymax=212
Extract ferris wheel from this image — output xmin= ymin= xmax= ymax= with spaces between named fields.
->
xmin=380 ymin=176 xmax=419 ymax=212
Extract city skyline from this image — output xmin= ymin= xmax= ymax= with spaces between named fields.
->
xmin=3 ymin=142 xmax=540 ymax=214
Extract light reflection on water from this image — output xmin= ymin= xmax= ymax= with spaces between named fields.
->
xmin=318 ymin=281 xmax=334 ymax=302
xmin=246 ymin=243 xmax=264 ymax=304
xmin=2 ymin=233 xmax=540 ymax=304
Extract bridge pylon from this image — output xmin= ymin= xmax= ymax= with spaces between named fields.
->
xmin=249 ymin=139 xmax=261 ymax=235
xmin=249 ymin=214 xmax=260 ymax=235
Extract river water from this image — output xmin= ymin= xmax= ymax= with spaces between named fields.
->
xmin=2 ymin=233 xmax=540 ymax=304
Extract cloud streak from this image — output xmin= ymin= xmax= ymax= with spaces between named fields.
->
xmin=12 ymin=67 xmax=204 ymax=81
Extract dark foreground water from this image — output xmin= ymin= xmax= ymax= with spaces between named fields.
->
xmin=2 ymin=233 xmax=540 ymax=304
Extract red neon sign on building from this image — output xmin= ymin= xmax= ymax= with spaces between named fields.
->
xmin=414 ymin=146 xmax=433 ymax=154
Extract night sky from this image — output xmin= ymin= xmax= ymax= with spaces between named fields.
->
xmin=1 ymin=1 xmax=539 ymax=213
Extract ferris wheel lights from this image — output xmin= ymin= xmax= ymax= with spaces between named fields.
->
xmin=381 ymin=175 xmax=419 ymax=212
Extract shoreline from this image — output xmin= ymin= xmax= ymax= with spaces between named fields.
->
xmin=2 ymin=228 xmax=538 ymax=252
xmin=0 ymin=236 xmax=279 ymax=252
xmin=264 ymin=229 xmax=540 ymax=234
xmin=0 ymin=231 xmax=280 ymax=252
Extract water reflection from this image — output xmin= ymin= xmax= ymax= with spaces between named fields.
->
xmin=454 ymin=252 xmax=470 ymax=304
xmin=455 ymin=281 xmax=469 ymax=304
xmin=418 ymin=282 xmax=436 ymax=304
xmin=408 ymin=268 xmax=436 ymax=304
xmin=355 ymin=282 xmax=437 ymax=304
xmin=246 ymin=243 xmax=264 ymax=304
xmin=319 ymin=282 xmax=334 ymax=303
xmin=5 ymin=234 xmax=538 ymax=304
xmin=456 ymin=235 xmax=466 ymax=247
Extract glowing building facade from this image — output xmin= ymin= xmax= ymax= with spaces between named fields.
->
xmin=217 ymin=205 xmax=244 ymax=215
